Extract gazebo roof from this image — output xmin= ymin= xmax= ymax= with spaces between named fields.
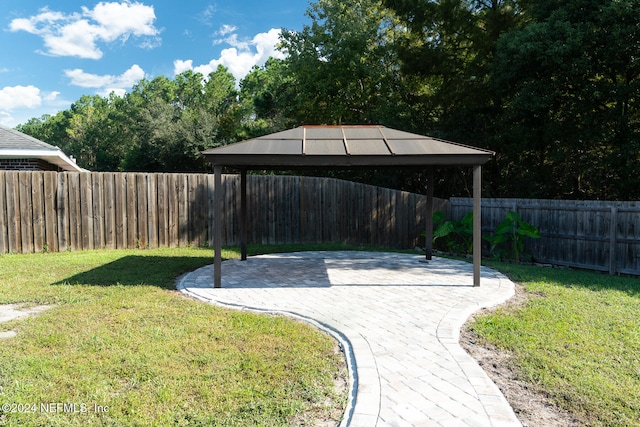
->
xmin=203 ymin=124 xmax=491 ymax=288
xmin=202 ymin=125 xmax=494 ymax=168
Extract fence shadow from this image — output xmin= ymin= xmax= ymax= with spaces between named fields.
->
xmin=52 ymin=256 xmax=214 ymax=290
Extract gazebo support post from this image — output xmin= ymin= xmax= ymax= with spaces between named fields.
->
xmin=240 ymin=169 xmax=247 ymax=261
xmin=425 ymin=167 xmax=434 ymax=260
xmin=214 ymin=165 xmax=222 ymax=288
xmin=473 ymin=165 xmax=481 ymax=287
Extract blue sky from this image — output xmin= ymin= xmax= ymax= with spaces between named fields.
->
xmin=0 ymin=0 xmax=311 ymax=127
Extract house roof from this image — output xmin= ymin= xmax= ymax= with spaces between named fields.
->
xmin=0 ymin=125 xmax=86 ymax=172
xmin=202 ymin=125 xmax=494 ymax=168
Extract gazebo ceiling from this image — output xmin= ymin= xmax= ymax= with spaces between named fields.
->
xmin=202 ymin=125 xmax=494 ymax=168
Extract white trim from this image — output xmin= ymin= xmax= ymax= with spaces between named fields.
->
xmin=0 ymin=149 xmax=87 ymax=172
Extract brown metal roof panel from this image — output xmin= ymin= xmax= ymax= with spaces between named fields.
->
xmin=262 ymin=127 xmax=304 ymax=140
xmin=379 ymin=127 xmax=427 ymax=140
xmin=388 ymin=138 xmax=494 ymax=156
xmin=304 ymin=127 xmax=344 ymax=139
xmin=304 ymin=139 xmax=347 ymax=155
xmin=343 ymin=127 xmax=384 ymax=139
xmin=203 ymin=139 xmax=302 ymax=155
xmin=348 ymin=139 xmax=392 ymax=155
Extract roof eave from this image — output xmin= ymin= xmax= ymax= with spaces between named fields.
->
xmin=203 ymin=153 xmax=494 ymax=169
xmin=0 ymin=149 xmax=87 ymax=172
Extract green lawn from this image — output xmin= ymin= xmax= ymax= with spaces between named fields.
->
xmin=0 ymin=246 xmax=347 ymax=426
xmin=5 ymin=244 xmax=637 ymax=426
xmin=470 ymin=262 xmax=640 ymax=427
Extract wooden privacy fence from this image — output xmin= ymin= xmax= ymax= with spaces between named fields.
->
xmin=451 ymin=198 xmax=640 ymax=276
xmin=0 ymin=171 xmax=443 ymax=254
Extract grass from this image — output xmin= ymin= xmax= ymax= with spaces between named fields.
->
xmin=7 ymin=243 xmax=637 ymax=426
xmin=470 ymin=262 xmax=640 ymax=426
xmin=0 ymin=245 xmax=350 ymax=426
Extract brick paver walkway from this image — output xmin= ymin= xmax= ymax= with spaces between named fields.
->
xmin=177 ymin=251 xmax=522 ymax=427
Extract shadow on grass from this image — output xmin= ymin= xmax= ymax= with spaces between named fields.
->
xmin=52 ymin=256 xmax=217 ymax=290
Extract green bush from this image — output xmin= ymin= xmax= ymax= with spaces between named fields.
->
xmin=424 ymin=210 xmax=541 ymax=261
xmin=484 ymin=211 xmax=541 ymax=261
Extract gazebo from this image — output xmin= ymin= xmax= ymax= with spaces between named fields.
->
xmin=202 ymin=125 xmax=494 ymax=288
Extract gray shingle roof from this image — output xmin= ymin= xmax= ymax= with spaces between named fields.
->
xmin=0 ymin=125 xmax=86 ymax=172
xmin=0 ymin=125 xmax=60 ymax=151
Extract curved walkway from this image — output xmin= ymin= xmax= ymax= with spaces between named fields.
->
xmin=177 ymin=251 xmax=522 ymax=427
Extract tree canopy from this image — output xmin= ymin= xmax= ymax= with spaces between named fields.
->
xmin=17 ymin=0 xmax=640 ymax=200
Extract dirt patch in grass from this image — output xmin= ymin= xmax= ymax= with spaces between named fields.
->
xmin=0 ymin=304 xmax=54 ymax=339
xmin=292 ymin=340 xmax=349 ymax=426
xmin=460 ymin=284 xmax=582 ymax=427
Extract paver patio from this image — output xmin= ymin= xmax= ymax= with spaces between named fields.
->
xmin=177 ymin=251 xmax=522 ymax=427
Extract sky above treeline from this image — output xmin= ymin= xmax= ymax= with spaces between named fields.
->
xmin=0 ymin=0 xmax=311 ymax=127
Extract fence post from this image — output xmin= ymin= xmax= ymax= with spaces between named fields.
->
xmin=609 ymin=206 xmax=618 ymax=275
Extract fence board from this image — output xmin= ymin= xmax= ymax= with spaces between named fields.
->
xmin=18 ymin=172 xmax=34 ymax=253
xmin=177 ymin=174 xmax=188 ymax=247
xmin=92 ymin=173 xmax=105 ymax=249
xmin=68 ymin=173 xmax=81 ymax=251
xmin=167 ymin=174 xmax=179 ymax=248
xmin=198 ymin=173 xmax=208 ymax=246
xmin=137 ymin=173 xmax=149 ymax=249
xmin=206 ymin=174 xmax=215 ymax=248
xmin=147 ymin=173 xmax=159 ymax=249
xmin=126 ymin=173 xmax=137 ymax=248
xmin=31 ymin=172 xmax=45 ymax=253
xmin=114 ymin=173 xmax=127 ymax=249
xmin=103 ymin=173 xmax=116 ymax=250
xmin=6 ymin=172 xmax=21 ymax=253
xmin=0 ymin=172 xmax=7 ymax=253
xmin=79 ymin=172 xmax=93 ymax=250
xmin=43 ymin=172 xmax=58 ymax=252
xmin=56 ymin=173 xmax=69 ymax=252
xmin=156 ymin=174 xmax=168 ymax=247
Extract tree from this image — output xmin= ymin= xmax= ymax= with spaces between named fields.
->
xmin=121 ymin=68 xmax=242 ymax=172
xmin=381 ymin=0 xmax=524 ymax=198
xmin=65 ymin=94 xmax=130 ymax=171
xmin=492 ymin=0 xmax=640 ymax=199
xmin=279 ymin=0 xmax=409 ymax=126
xmin=240 ymin=58 xmax=300 ymax=136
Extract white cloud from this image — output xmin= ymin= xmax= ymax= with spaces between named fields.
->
xmin=214 ymin=32 xmax=250 ymax=51
xmin=44 ymin=91 xmax=61 ymax=102
xmin=0 ymin=85 xmax=42 ymax=110
xmin=218 ymin=24 xmax=237 ymax=36
xmin=198 ymin=5 xmax=217 ymax=26
xmin=174 ymin=28 xmax=285 ymax=83
xmin=173 ymin=59 xmax=194 ymax=75
xmin=65 ymin=64 xmax=146 ymax=96
xmin=0 ymin=85 xmax=43 ymax=127
xmin=0 ymin=111 xmax=13 ymax=127
xmin=9 ymin=2 xmax=160 ymax=59
xmin=0 ymin=86 xmax=68 ymax=127
xmin=65 ymin=69 xmax=114 ymax=88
